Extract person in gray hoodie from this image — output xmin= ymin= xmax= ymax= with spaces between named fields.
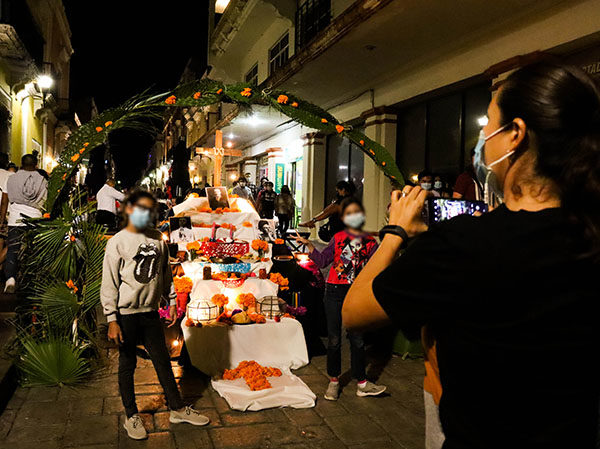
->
xmin=101 ymin=189 xmax=209 ymax=440
xmin=4 ymin=154 xmax=47 ymax=293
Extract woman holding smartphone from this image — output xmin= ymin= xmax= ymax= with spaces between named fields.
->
xmin=343 ymin=63 xmax=600 ymax=448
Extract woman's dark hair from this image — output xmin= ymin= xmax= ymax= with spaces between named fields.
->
xmin=336 ymin=180 xmax=356 ymax=196
xmin=280 ymin=185 xmax=291 ymax=195
xmin=126 ymin=188 xmax=157 ymax=207
xmin=340 ymin=197 xmax=364 ymax=215
xmin=497 ymin=62 xmax=600 ymax=258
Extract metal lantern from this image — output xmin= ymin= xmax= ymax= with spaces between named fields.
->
xmin=187 ymin=299 xmax=219 ymax=324
xmin=257 ymin=296 xmax=286 ymax=319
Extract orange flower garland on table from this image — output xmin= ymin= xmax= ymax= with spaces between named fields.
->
xmin=173 ymin=276 xmax=193 ymax=294
xmin=236 ymin=293 xmax=256 ymax=309
xmin=269 ymin=272 xmax=290 ymax=291
xmin=222 ymin=360 xmax=282 ymax=391
xmin=251 ymin=240 xmax=269 ymax=252
xmin=186 ymin=241 xmax=201 ymax=252
xmin=211 ymin=294 xmax=229 ymax=308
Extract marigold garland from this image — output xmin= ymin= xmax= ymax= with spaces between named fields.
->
xmin=269 ymin=272 xmax=290 ymax=291
xmin=222 ymin=360 xmax=282 ymax=391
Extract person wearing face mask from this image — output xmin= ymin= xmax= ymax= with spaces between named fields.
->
xmin=342 ymin=62 xmax=600 ymax=449
xmin=101 ymin=189 xmax=210 ymax=440
xmin=294 ymin=198 xmax=386 ymax=401
xmin=418 ymin=171 xmax=440 ymax=197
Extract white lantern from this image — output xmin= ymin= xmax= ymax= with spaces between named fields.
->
xmin=257 ymin=296 xmax=286 ymax=319
xmin=187 ymin=300 xmax=218 ymax=324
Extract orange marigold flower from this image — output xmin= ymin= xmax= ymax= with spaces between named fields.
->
xmin=277 ymin=94 xmax=288 ymax=104
xmin=65 ymin=280 xmax=78 ymax=293
xmin=69 ymin=235 xmax=76 ymax=242
xmin=105 ymin=121 xmax=113 ymax=127
xmin=71 ymin=154 xmax=80 ymax=162
xmin=269 ymin=272 xmax=290 ymax=290
xmin=211 ymin=294 xmax=229 ymax=308
xmin=236 ymin=293 xmax=256 ymax=308
xmin=193 ymin=91 xmax=202 ymax=99
xmin=359 ymin=140 xmax=365 ymax=146
xmin=321 ymin=118 xmax=328 ymax=124
xmin=165 ymin=95 xmax=177 ymax=105
xmin=43 ymin=213 xmax=50 ymax=219
xmin=199 ymin=206 xmax=213 ymax=213
xmin=83 ymin=142 xmax=89 ymax=147
xmin=335 ymin=125 xmax=344 ymax=133
xmin=291 ymin=101 xmax=299 ymax=108
xmin=369 ymin=149 xmax=375 ymax=155
xmin=382 ymin=161 xmax=386 ymax=166
xmin=186 ymin=241 xmax=201 ymax=251
xmin=251 ymin=240 xmax=269 ymax=252
xmin=95 ymin=126 xmax=103 ymax=132
xmin=61 ymin=174 xmax=67 ymax=180
xmin=216 ymin=88 xmax=223 ymax=94
xmin=242 ymin=221 xmax=253 ymax=227
xmin=240 ymin=87 xmax=252 ymax=97
xmin=173 ymin=276 xmax=193 ymax=294
xmin=274 ymin=238 xmax=284 ymax=245
xmin=79 ymin=148 xmax=85 ymax=154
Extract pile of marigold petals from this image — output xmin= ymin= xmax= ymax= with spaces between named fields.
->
xmin=222 ymin=361 xmax=283 ymax=391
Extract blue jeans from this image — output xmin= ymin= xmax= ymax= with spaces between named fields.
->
xmin=4 ymin=227 xmax=24 ymax=280
xmin=324 ymin=283 xmax=366 ymax=380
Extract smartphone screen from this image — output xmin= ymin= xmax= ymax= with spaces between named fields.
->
xmin=426 ymin=198 xmax=488 ymax=223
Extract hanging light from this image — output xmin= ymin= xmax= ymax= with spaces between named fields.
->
xmin=477 ymin=116 xmax=489 ymax=127
xmin=37 ymin=74 xmax=54 ymax=90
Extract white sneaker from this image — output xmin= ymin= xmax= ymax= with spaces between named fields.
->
xmin=169 ymin=406 xmax=210 ymax=426
xmin=356 ymin=381 xmax=386 ymax=397
xmin=123 ymin=414 xmax=147 ymax=440
xmin=3 ymin=277 xmax=15 ymax=293
xmin=324 ymin=381 xmax=340 ymax=401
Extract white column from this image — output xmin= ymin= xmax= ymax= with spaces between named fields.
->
xmin=243 ymin=160 xmax=258 ymax=184
xmin=301 ymin=132 xmax=326 ymax=238
xmin=361 ymin=107 xmax=398 ymax=231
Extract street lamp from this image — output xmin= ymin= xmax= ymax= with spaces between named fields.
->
xmin=37 ymin=74 xmax=54 ymax=90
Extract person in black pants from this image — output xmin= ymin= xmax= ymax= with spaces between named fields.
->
xmin=101 ymin=189 xmax=209 ymax=440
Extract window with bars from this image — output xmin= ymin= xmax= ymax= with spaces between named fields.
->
xmin=245 ymin=63 xmax=258 ymax=85
xmin=295 ymin=0 xmax=331 ymax=51
xmin=269 ymin=33 xmax=289 ymax=76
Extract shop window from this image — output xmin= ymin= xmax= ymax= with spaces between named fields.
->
xmin=269 ymin=33 xmax=289 ymax=76
xmin=245 ymin=63 xmax=258 ymax=85
xmin=325 ymin=134 xmax=364 ymax=205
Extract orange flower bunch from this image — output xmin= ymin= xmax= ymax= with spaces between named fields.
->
xmin=95 ymin=126 xmax=103 ymax=132
xmin=105 ymin=121 xmax=113 ymax=127
xmin=65 ymin=280 xmax=78 ymax=293
xmin=220 ymin=223 xmax=237 ymax=231
xmin=61 ymin=174 xmax=67 ymax=181
xmin=216 ymin=88 xmax=223 ymax=94
xmin=240 ymin=87 xmax=252 ymax=97
xmin=277 ymin=94 xmax=288 ymax=104
xmin=335 ymin=125 xmax=345 ymax=134
xmin=186 ymin=241 xmax=201 ymax=251
xmin=214 ymin=207 xmax=224 ymax=214
xmin=211 ymin=294 xmax=229 ymax=308
xmin=359 ymin=139 xmax=365 ymax=146
xmin=69 ymin=235 xmax=76 ymax=242
xmin=251 ymin=240 xmax=269 ymax=252
xmin=269 ymin=273 xmax=290 ymax=291
xmin=71 ymin=154 xmax=79 ymax=162
xmin=236 ymin=293 xmax=256 ymax=309
xmin=199 ymin=206 xmax=213 ymax=213
xmin=43 ymin=213 xmax=50 ymax=219
xmin=274 ymin=238 xmax=284 ymax=245
xmin=321 ymin=118 xmax=328 ymax=124
xmin=242 ymin=221 xmax=253 ymax=227
xmin=222 ymin=360 xmax=282 ymax=391
xmin=83 ymin=142 xmax=89 ymax=147
xmin=173 ymin=276 xmax=193 ymax=294
xmin=291 ymin=101 xmax=299 ymax=108
xmin=249 ymin=312 xmax=266 ymax=324
xmin=193 ymin=91 xmax=202 ymax=99
xmin=165 ymin=95 xmax=177 ymax=105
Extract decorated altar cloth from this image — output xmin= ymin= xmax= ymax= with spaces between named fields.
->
xmin=181 ymin=318 xmax=315 ymax=411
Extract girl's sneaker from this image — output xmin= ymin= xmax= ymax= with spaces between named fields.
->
xmin=123 ymin=414 xmax=147 ymax=440
xmin=357 ymin=381 xmax=386 ymax=397
xmin=324 ymin=381 xmax=340 ymax=401
xmin=169 ymin=406 xmax=210 ymax=426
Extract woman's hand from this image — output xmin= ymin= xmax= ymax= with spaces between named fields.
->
xmin=388 ymin=186 xmax=429 ymax=238
xmin=108 ymin=321 xmax=124 ymax=345
xmin=294 ymin=231 xmax=315 ymax=252
xmin=298 ymin=220 xmax=315 ymax=229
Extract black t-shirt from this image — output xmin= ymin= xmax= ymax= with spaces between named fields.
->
xmin=373 ymin=205 xmax=599 ymax=449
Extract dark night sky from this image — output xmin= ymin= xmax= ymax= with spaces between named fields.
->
xmin=64 ymin=0 xmax=209 ymax=110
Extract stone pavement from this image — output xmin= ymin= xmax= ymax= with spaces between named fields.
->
xmin=0 ymin=342 xmax=425 ymax=449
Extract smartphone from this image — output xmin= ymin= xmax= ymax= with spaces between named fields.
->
xmin=424 ymin=198 xmax=488 ymax=224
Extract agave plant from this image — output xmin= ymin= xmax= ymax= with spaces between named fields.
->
xmin=18 ymin=335 xmax=90 ymax=387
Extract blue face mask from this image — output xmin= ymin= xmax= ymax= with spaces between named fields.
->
xmin=473 ymin=124 xmax=513 ymax=200
xmin=343 ymin=212 xmax=366 ymax=229
xmin=129 ymin=206 xmax=152 ymax=230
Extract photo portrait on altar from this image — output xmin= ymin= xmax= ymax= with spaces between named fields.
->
xmin=170 ymin=216 xmax=194 ymax=243
xmin=257 ymin=219 xmax=277 ymax=242
xmin=207 ymin=187 xmax=230 ymax=210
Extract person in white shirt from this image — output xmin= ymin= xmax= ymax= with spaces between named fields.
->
xmin=0 ymin=153 xmax=14 ymax=274
xmin=96 ymin=179 xmax=125 ymax=229
xmin=4 ymin=154 xmax=47 ymax=293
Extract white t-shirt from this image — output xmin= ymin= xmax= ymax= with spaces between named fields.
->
xmin=0 ymin=168 xmax=13 ymax=194
xmin=8 ymin=203 xmax=42 ymax=226
xmin=97 ymin=184 xmax=125 ymax=215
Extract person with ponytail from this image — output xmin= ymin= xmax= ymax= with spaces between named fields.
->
xmin=342 ymin=62 xmax=600 ymax=448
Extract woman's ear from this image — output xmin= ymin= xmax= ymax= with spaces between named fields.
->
xmin=509 ymin=118 xmax=527 ymax=152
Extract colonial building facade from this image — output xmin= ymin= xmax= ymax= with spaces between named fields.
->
xmin=0 ymin=0 xmax=73 ymax=171
xmin=165 ymin=0 xmax=600 ymax=232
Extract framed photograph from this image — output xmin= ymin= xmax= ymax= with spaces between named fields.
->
xmin=257 ymin=219 xmax=277 ymax=242
xmin=170 ymin=216 xmax=195 ymax=243
xmin=206 ymin=186 xmax=230 ymax=210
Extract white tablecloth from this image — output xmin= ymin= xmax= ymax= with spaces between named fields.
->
xmin=181 ymin=318 xmax=309 ymax=376
xmin=182 ymin=318 xmax=315 ymax=411
xmin=187 ymin=278 xmax=278 ymax=303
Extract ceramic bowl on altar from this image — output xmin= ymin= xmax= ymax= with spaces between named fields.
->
xmin=187 ymin=300 xmax=219 ymax=324
xmin=273 ymin=255 xmax=294 ymax=262
xmin=257 ymin=296 xmax=286 ymax=319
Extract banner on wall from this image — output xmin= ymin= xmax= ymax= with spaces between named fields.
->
xmin=275 ymin=163 xmax=285 ymax=193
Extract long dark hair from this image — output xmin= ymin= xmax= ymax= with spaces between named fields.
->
xmin=497 ymin=62 xmax=600 ymax=259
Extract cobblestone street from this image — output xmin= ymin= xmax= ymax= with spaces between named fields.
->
xmin=0 ymin=343 xmax=425 ymax=449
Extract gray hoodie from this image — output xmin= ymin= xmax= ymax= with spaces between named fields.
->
xmin=101 ymin=228 xmax=176 ymax=322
